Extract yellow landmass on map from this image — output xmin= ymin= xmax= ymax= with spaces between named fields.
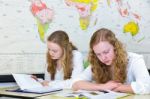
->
xmin=66 ymin=0 xmax=98 ymax=30
xmin=123 ymin=21 xmax=139 ymax=36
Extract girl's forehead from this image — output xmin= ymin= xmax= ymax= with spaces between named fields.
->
xmin=47 ymin=42 xmax=60 ymax=47
xmin=93 ymin=41 xmax=113 ymax=51
xmin=94 ymin=41 xmax=112 ymax=47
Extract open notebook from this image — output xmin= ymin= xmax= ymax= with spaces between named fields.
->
xmin=55 ymin=90 xmax=130 ymax=99
xmin=11 ymin=73 xmax=62 ymax=94
xmin=90 ymin=90 xmax=130 ymax=99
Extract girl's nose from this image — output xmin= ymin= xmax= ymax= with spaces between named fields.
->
xmin=101 ymin=55 xmax=107 ymax=61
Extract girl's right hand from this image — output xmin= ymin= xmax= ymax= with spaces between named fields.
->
xmin=102 ymin=81 xmax=121 ymax=90
xmin=31 ymin=75 xmax=38 ymax=81
xmin=41 ymin=81 xmax=49 ymax=86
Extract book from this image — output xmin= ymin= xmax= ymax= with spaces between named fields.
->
xmin=11 ymin=73 xmax=62 ymax=94
xmin=55 ymin=90 xmax=104 ymax=98
xmin=89 ymin=90 xmax=130 ymax=99
xmin=55 ymin=90 xmax=130 ymax=99
xmin=0 ymin=82 xmax=17 ymax=89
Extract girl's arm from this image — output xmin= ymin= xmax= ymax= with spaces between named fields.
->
xmin=123 ymin=53 xmax=150 ymax=94
xmin=72 ymin=80 xmax=121 ymax=91
xmin=113 ymin=84 xmax=134 ymax=93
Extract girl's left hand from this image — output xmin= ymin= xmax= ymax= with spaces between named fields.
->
xmin=112 ymin=84 xmax=133 ymax=93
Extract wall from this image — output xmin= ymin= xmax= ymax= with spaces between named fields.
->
xmin=0 ymin=0 xmax=150 ymax=75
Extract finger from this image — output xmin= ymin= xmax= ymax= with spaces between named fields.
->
xmin=31 ymin=75 xmax=38 ymax=81
xmin=41 ymin=81 xmax=49 ymax=86
xmin=112 ymin=87 xmax=119 ymax=92
xmin=41 ymin=82 xmax=46 ymax=86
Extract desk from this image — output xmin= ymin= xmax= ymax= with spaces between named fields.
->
xmin=37 ymin=91 xmax=150 ymax=99
xmin=0 ymin=87 xmax=150 ymax=99
xmin=0 ymin=87 xmax=57 ymax=99
xmin=37 ymin=95 xmax=150 ymax=99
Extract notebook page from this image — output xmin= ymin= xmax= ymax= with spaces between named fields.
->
xmin=91 ymin=91 xmax=129 ymax=99
xmin=24 ymin=86 xmax=62 ymax=93
xmin=12 ymin=73 xmax=43 ymax=90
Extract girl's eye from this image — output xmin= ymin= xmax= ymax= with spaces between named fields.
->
xmin=103 ymin=50 xmax=110 ymax=54
xmin=96 ymin=53 xmax=101 ymax=57
xmin=103 ymin=51 xmax=109 ymax=54
xmin=48 ymin=49 xmax=57 ymax=53
xmin=52 ymin=50 xmax=57 ymax=53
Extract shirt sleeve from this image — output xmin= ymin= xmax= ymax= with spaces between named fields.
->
xmin=129 ymin=54 xmax=150 ymax=94
xmin=49 ymin=66 xmax=93 ymax=89
xmin=72 ymin=66 xmax=93 ymax=85
xmin=48 ymin=79 xmax=72 ymax=89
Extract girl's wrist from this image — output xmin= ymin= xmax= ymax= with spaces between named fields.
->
xmin=97 ymin=84 xmax=105 ymax=91
xmin=37 ymin=78 xmax=44 ymax=83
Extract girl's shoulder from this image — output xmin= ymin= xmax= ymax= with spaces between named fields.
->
xmin=127 ymin=52 xmax=144 ymax=66
xmin=72 ymin=50 xmax=83 ymax=56
xmin=127 ymin=52 xmax=143 ymax=60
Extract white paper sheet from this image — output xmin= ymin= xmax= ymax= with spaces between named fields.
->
xmin=12 ymin=73 xmax=62 ymax=93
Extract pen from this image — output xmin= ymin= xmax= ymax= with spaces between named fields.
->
xmin=99 ymin=90 xmax=109 ymax=93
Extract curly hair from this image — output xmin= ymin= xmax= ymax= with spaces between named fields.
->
xmin=46 ymin=30 xmax=77 ymax=80
xmin=88 ymin=28 xmax=128 ymax=83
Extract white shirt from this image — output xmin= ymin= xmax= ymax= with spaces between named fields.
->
xmin=73 ymin=52 xmax=150 ymax=94
xmin=44 ymin=50 xmax=84 ymax=89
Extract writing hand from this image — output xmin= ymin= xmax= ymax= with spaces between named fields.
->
xmin=31 ymin=75 xmax=38 ymax=81
xmin=41 ymin=81 xmax=49 ymax=86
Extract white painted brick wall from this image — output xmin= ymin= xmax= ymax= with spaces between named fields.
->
xmin=82 ymin=51 xmax=150 ymax=70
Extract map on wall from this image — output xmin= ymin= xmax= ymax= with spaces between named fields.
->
xmin=0 ymin=0 xmax=150 ymax=74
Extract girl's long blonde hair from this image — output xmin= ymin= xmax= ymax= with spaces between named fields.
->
xmin=88 ymin=28 xmax=127 ymax=83
xmin=47 ymin=30 xmax=77 ymax=80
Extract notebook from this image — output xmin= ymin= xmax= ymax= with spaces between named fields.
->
xmin=91 ymin=90 xmax=130 ymax=99
xmin=11 ymin=73 xmax=62 ymax=94
xmin=55 ymin=90 xmax=130 ymax=99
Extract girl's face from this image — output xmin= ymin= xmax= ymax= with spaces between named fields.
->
xmin=93 ymin=41 xmax=115 ymax=66
xmin=47 ymin=41 xmax=63 ymax=60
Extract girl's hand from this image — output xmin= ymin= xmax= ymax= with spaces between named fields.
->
xmin=41 ymin=81 xmax=49 ymax=86
xmin=112 ymin=84 xmax=133 ymax=93
xmin=31 ymin=75 xmax=38 ymax=81
xmin=102 ymin=81 xmax=122 ymax=90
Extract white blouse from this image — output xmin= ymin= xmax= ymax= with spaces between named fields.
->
xmin=72 ymin=52 xmax=150 ymax=94
xmin=44 ymin=50 xmax=84 ymax=89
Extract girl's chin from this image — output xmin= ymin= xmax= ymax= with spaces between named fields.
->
xmin=104 ymin=62 xmax=112 ymax=66
xmin=51 ymin=57 xmax=57 ymax=59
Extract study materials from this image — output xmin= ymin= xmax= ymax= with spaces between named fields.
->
xmin=0 ymin=82 xmax=17 ymax=89
xmin=55 ymin=90 xmax=102 ymax=98
xmin=12 ymin=73 xmax=62 ymax=94
xmin=91 ymin=90 xmax=130 ymax=99
xmin=55 ymin=90 xmax=129 ymax=99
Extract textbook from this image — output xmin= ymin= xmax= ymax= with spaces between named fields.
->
xmin=55 ymin=90 xmax=130 ymax=99
xmin=12 ymin=73 xmax=62 ymax=94
xmin=90 ymin=90 xmax=130 ymax=99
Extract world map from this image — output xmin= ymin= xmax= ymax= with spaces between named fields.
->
xmin=29 ymin=0 xmax=144 ymax=43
